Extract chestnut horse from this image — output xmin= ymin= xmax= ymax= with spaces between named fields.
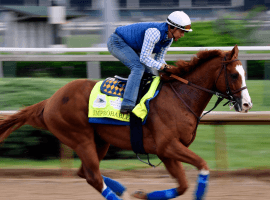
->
xmin=0 ymin=45 xmax=252 ymax=200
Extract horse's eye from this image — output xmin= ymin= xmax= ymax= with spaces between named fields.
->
xmin=231 ymin=73 xmax=239 ymax=79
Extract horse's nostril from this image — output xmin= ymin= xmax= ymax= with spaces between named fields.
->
xmin=243 ymin=103 xmax=249 ymax=108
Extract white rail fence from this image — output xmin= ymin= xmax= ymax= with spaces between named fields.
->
xmin=0 ymin=46 xmax=269 ymax=79
xmin=1 ymin=46 xmax=270 ymax=52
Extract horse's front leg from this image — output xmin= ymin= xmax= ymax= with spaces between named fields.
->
xmin=132 ymin=139 xmax=209 ymax=200
xmin=160 ymin=139 xmax=209 ymax=171
xmin=161 ymin=158 xmax=188 ymax=196
xmin=133 ymin=158 xmax=189 ymax=200
xmin=159 ymin=139 xmax=210 ymax=200
xmin=133 ymin=157 xmax=193 ymax=200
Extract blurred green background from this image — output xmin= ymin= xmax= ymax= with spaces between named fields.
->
xmin=0 ymin=7 xmax=269 ymax=171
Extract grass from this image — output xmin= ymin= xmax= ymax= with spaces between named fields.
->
xmin=0 ymin=157 xmax=165 ymax=170
xmin=0 ymin=78 xmax=269 ymax=171
xmin=0 ymin=158 xmax=63 ymax=169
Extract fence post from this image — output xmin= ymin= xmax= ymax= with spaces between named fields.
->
xmin=241 ymin=60 xmax=248 ymax=80
xmin=214 ymin=124 xmax=228 ymax=170
xmin=0 ymin=61 xmax=3 ymax=78
xmin=264 ymin=61 xmax=270 ymax=106
xmin=87 ymin=61 xmax=101 ymax=79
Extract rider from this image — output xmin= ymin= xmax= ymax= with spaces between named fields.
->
xmin=107 ymin=11 xmax=192 ymax=113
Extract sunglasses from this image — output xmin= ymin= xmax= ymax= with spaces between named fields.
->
xmin=179 ymin=25 xmax=192 ymax=32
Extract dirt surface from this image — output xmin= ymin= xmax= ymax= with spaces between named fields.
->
xmin=0 ymin=168 xmax=269 ymax=200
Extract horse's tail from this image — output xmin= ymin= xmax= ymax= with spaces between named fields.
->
xmin=0 ymin=100 xmax=48 ymax=142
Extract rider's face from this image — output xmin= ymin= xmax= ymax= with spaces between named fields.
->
xmin=172 ymin=28 xmax=186 ymax=42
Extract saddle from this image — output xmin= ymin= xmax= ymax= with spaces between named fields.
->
xmin=100 ymin=73 xmax=155 ymax=101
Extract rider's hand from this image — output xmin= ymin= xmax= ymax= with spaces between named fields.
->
xmin=159 ymin=64 xmax=179 ymax=81
xmin=159 ymin=64 xmax=171 ymax=72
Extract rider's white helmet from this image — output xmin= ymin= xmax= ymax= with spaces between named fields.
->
xmin=166 ymin=11 xmax=192 ymax=32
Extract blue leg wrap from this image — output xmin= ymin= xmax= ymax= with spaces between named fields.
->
xmin=102 ymin=187 xmax=122 ymax=200
xmin=102 ymin=175 xmax=126 ymax=196
xmin=147 ymin=188 xmax=179 ymax=200
xmin=194 ymin=171 xmax=209 ymax=200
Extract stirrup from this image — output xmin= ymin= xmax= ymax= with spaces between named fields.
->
xmin=114 ymin=75 xmax=128 ymax=81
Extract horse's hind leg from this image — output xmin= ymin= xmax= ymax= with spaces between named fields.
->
xmin=77 ymin=134 xmax=110 ymax=179
xmin=77 ymin=135 xmax=129 ymax=199
xmin=75 ymin=141 xmax=124 ymax=200
xmin=75 ymin=141 xmax=103 ymax=192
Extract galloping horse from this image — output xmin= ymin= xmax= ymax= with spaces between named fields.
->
xmin=0 ymin=45 xmax=252 ymax=200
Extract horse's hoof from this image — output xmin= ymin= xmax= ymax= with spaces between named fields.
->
xmin=132 ymin=190 xmax=147 ymax=199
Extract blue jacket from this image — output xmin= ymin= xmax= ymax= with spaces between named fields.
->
xmin=115 ymin=22 xmax=171 ymax=53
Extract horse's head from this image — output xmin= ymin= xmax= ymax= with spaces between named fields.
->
xmin=215 ymin=45 xmax=252 ymax=113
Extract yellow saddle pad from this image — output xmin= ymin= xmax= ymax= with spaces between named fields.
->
xmin=88 ymin=76 xmax=161 ymax=125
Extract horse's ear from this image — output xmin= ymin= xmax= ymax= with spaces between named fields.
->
xmin=227 ymin=44 xmax=239 ymax=60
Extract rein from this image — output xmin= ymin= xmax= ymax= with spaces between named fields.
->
xmin=169 ymin=57 xmax=247 ymax=122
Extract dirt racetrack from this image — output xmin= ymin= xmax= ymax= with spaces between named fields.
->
xmin=0 ymin=168 xmax=269 ymax=200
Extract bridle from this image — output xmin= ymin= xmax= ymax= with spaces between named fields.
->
xmin=169 ymin=56 xmax=247 ymax=123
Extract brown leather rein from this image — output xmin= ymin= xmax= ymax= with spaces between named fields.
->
xmin=168 ymin=58 xmax=247 ymax=121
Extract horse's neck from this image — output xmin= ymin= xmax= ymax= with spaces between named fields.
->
xmin=173 ymin=61 xmax=218 ymax=118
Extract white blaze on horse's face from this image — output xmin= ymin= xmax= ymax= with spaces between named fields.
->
xmin=235 ymin=65 xmax=253 ymax=113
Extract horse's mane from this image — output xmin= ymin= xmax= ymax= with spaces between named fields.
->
xmin=174 ymin=49 xmax=225 ymax=76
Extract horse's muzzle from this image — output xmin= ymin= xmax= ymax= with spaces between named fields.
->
xmin=240 ymin=101 xmax=253 ymax=113
xmin=234 ymin=97 xmax=252 ymax=113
